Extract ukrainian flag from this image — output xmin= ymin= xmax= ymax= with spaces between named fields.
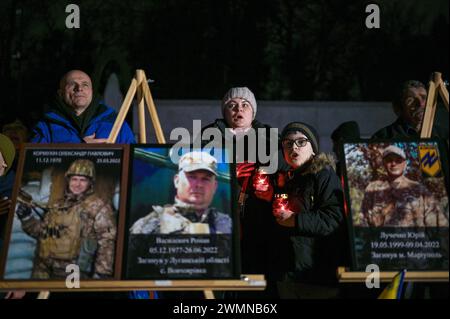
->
xmin=378 ymin=269 xmax=406 ymax=299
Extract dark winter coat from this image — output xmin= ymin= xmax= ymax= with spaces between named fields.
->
xmin=371 ymin=117 xmax=448 ymax=140
xmin=201 ymin=119 xmax=288 ymax=278
xmin=280 ymin=153 xmax=347 ymax=284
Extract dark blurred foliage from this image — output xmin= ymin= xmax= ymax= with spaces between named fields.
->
xmin=0 ymin=0 xmax=448 ymax=126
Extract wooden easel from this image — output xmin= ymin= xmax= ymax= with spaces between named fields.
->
xmin=25 ymin=69 xmax=167 ymax=299
xmin=107 ymin=69 xmax=166 ymax=143
xmin=420 ymin=72 xmax=449 ymax=138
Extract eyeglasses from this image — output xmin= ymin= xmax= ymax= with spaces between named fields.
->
xmin=282 ymin=138 xmax=309 ymax=149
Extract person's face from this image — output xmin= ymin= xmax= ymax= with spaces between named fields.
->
xmin=68 ymin=175 xmax=91 ymax=195
xmin=59 ymin=70 xmax=93 ymax=114
xmin=223 ymin=98 xmax=253 ymax=129
xmin=0 ymin=151 xmax=6 ymax=176
xmin=175 ymin=170 xmax=218 ymax=210
xmin=282 ymin=132 xmax=315 ymax=169
xmin=383 ymin=154 xmax=406 ymax=178
xmin=402 ymin=87 xmax=427 ymax=129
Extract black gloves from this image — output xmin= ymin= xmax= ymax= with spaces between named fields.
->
xmin=16 ymin=203 xmax=32 ymax=219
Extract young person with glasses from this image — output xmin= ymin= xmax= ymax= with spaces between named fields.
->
xmin=254 ymin=122 xmax=348 ymax=299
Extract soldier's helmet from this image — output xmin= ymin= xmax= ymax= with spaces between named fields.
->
xmin=178 ymin=151 xmax=217 ymax=176
xmin=65 ymin=159 xmax=96 ymax=181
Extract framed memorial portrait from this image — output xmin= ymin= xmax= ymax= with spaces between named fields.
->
xmin=0 ymin=144 xmax=129 ymax=281
xmin=341 ymin=139 xmax=449 ymax=271
xmin=123 ymin=144 xmax=239 ymax=279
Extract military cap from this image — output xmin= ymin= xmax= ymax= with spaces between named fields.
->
xmin=178 ymin=151 xmax=217 ymax=176
xmin=382 ymin=145 xmax=406 ymax=159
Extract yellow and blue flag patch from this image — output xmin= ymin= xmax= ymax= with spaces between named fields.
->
xmin=378 ymin=269 xmax=406 ymax=299
xmin=419 ymin=145 xmax=441 ymax=177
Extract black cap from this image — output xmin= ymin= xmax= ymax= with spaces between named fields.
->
xmin=331 ymin=121 xmax=360 ymax=142
xmin=281 ymin=122 xmax=319 ymax=154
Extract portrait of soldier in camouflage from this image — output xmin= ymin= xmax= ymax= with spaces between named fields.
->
xmin=15 ymin=159 xmax=117 ymax=279
xmin=360 ymin=145 xmax=449 ymax=227
xmin=130 ymin=151 xmax=232 ymax=235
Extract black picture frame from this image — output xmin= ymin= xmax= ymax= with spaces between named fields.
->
xmin=340 ymin=138 xmax=449 ymax=271
xmin=0 ymin=143 xmax=129 ymax=281
xmin=122 ymin=144 xmax=240 ymax=279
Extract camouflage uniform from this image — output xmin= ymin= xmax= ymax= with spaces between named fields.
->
xmin=361 ymin=175 xmax=448 ymax=227
xmin=130 ymin=198 xmax=231 ymax=234
xmin=18 ymin=159 xmax=116 ymax=279
xmin=20 ymin=193 xmax=116 ymax=279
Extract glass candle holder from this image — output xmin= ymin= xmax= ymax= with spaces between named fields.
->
xmin=273 ymin=193 xmax=289 ymax=212
xmin=253 ymin=169 xmax=270 ymax=191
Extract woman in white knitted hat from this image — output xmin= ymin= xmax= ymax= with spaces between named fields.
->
xmin=201 ymin=87 xmax=287 ymax=298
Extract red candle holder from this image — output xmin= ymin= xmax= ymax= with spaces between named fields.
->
xmin=273 ymin=193 xmax=289 ymax=214
xmin=253 ymin=169 xmax=269 ymax=191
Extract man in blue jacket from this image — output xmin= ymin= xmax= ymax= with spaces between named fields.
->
xmin=25 ymin=70 xmax=134 ymax=299
xmin=31 ymin=70 xmax=135 ymax=144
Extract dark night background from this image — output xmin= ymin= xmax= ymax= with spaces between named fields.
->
xmin=0 ymin=0 xmax=448 ymax=128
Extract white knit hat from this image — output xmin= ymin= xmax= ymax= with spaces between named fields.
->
xmin=222 ymin=87 xmax=257 ymax=119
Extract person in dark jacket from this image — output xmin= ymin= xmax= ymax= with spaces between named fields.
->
xmin=256 ymin=122 xmax=347 ymax=299
xmin=372 ymin=80 xmax=449 ymax=299
xmin=371 ymin=80 xmax=448 ymax=139
xmin=201 ymin=87 xmax=286 ymax=298
xmin=331 ymin=121 xmax=360 ymax=177
xmin=31 ymin=70 xmax=135 ymax=144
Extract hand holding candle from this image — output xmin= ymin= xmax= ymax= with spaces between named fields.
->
xmin=273 ymin=193 xmax=289 ymax=215
xmin=253 ymin=169 xmax=270 ymax=192
xmin=236 ymin=162 xmax=256 ymax=186
xmin=253 ymin=169 xmax=273 ymax=202
xmin=273 ymin=193 xmax=295 ymax=225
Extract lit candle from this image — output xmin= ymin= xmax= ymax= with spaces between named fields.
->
xmin=273 ymin=193 xmax=289 ymax=216
xmin=253 ymin=169 xmax=269 ymax=191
